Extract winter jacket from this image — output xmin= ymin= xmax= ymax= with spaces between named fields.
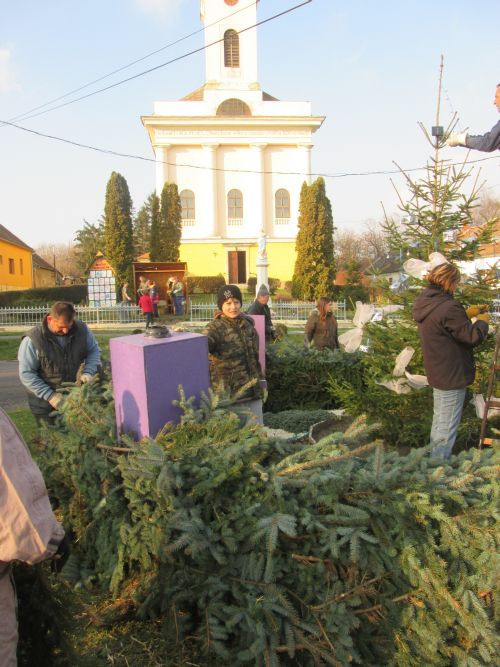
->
xmin=466 ymin=119 xmax=500 ymax=152
xmin=203 ymin=313 xmax=263 ymax=400
xmin=412 ymin=285 xmax=488 ymax=389
xmin=138 ymin=294 xmax=154 ymax=313
xmin=22 ymin=317 xmax=89 ymax=415
xmin=246 ymin=300 xmax=275 ymax=342
xmin=305 ymin=310 xmax=339 ymax=351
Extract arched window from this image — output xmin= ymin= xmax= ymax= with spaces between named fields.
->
xmin=227 ymin=189 xmax=243 ymax=224
xmin=224 ymin=29 xmax=239 ymax=68
xmin=180 ymin=189 xmax=195 ymax=226
xmin=275 ymin=189 xmax=290 ymax=223
xmin=216 ymin=98 xmax=251 ymax=116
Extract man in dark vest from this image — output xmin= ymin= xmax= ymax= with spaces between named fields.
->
xmin=18 ymin=301 xmax=101 ymax=422
xmin=247 ymin=284 xmax=276 ymax=344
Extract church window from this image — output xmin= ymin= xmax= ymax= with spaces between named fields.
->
xmin=180 ymin=190 xmax=195 ymax=226
xmin=224 ymin=29 xmax=239 ymax=68
xmin=275 ymin=189 xmax=290 ymax=223
xmin=227 ymin=189 xmax=243 ymax=224
xmin=216 ymin=98 xmax=251 ymax=116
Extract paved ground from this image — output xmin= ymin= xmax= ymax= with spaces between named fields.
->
xmin=0 ymin=360 xmax=28 ymax=410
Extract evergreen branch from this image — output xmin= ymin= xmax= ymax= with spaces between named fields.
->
xmin=276 ymin=441 xmax=379 ymax=475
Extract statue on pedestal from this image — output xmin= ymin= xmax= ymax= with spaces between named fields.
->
xmin=257 ymin=231 xmax=267 ymax=260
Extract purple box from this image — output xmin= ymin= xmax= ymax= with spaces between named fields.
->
xmin=247 ymin=314 xmax=266 ymax=374
xmin=110 ymin=332 xmax=210 ymax=440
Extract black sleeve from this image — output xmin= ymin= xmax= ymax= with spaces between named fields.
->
xmin=443 ymin=301 xmax=488 ymax=347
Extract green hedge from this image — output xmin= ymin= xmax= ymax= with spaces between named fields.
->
xmin=185 ymin=274 xmax=225 ymax=294
xmin=0 ymin=285 xmax=88 ymax=307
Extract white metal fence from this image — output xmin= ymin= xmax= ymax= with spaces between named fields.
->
xmin=189 ymin=300 xmax=347 ymax=322
xmin=0 ymin=304 xmax=144 ymax=327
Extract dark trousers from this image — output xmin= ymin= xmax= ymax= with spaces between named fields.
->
xmin=145 ymin=312 xmax=154 ymax=328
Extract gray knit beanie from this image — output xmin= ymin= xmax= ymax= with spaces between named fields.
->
xmin=257 ymin=284 xmax=270 ymax=297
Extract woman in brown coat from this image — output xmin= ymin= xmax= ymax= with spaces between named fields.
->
xmin=305 ymin=296 xmax=339 ymax=351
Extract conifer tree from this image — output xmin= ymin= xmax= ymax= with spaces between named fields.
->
xmin=147 ymin=192 xmax=161 ymax=261
xmin=103 ymin=172 xmax=135 ymax=290
xmin=330 ymin=106 xmax=498 ymax=447
xmin=156 ymin=182 xmax=182 ymax=262
xmin=133 ymin=193 xmax=156 ymax=257
xmin=292 ymin=177 xmax=335 ymax=299
xmin=74 ymin=219 xmax=104 ymax=275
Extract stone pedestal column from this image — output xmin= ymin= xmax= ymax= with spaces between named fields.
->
xmin=203 ymin=144 xmax=218 ymax=237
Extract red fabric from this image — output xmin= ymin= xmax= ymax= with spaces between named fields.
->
xmin=138 ymin=294 xmax=154 ymax=313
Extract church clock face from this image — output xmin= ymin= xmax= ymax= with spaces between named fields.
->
xmin=224 ymin=0 xmax=238 ymax=5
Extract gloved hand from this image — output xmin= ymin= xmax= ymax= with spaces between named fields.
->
xmin=79 ymin=373 xmax=94 ymax=384
xmin=476 ymin=313 xmax=490 ymax=325
xmin=48 ymin=392 xmax=64 ymax=409
xmin=51 ymin=534 xmax=71 ymax=573
xmin=466 ymin=304 xmax=488 ymax=319
xmin=446 ymin=131 xmax=467 ymax=147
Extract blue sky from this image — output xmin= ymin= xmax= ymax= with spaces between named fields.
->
xmin=1 ymin=0 xmax=499 ymax=249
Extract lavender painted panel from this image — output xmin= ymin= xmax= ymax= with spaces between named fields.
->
xmin=144 ymin=334 xmax=210 ymax=436
xmin=110 ymin=337 xmax=148 ymax=439
xmin=110 ymin=332 xmax=210 ymax=440
xmin=247 ymin=314 xmax=266 ymax=374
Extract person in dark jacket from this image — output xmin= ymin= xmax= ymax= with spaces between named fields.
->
xmin=446 ymin=83 xmax=500 ymax=152
xmin=412 ymin=262 xmax=489 ymax=458
xmin=203 ymin=284 xmax=264 ymax=424
xmin=18 ymin=301 xmax=101 ymax=423
xmin=246 ymin=284 xmax=276 ymax=343
xmin=305 ymin=296 xmax=339 ymax=351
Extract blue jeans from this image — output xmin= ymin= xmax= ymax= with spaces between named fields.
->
xmin=174 ymin=295 xmax=183 ymax=315
xmin=430 ymin=387 xmax=466 ymax=459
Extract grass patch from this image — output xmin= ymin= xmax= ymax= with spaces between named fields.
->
xmin=0 ymin=337 xmax=22 ymax=360
xmin=7 ymin=408 xmax=38 ymax=442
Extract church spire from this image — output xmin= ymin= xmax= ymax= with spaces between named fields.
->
xmin=200 ymin=0 xmax=259 ymax=90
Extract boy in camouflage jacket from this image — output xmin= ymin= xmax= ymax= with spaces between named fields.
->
xmin=203 ymin=285 xmax=264 ymax=409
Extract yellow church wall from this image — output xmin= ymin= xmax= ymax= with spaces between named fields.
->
xmin=179 ymin=241 xmax=297 ymax=284
xmin=0 ymin=241 xmax=33 ymax=291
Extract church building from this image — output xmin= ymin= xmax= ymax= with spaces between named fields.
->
xmin=142 ymin=0 xmax=324 ymax=284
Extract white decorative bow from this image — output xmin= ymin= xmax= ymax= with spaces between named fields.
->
xmin=403 ymin=251 xmax=449 ymax=280
xmin=339 ymin=302 xmax=404 ymax=353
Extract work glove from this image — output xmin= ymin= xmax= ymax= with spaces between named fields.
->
xmin=446 ymin=131 xmax=467 ymax=147
xmin=465 ymin=304 xmax=488 ymax=319
xmin=79 ymin=373 xmax=94 ymax=384
xmin=48 ymin=392 xmax=64 ymax=409
xmin=51 ymin=534 xmax=71 ymax=573
xmin=476 ymin=313 xmax=490 ymax=325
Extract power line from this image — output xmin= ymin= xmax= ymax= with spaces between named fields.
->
xmin=2 ymin=117 xmax=498 ymax=179
xmin=7 ymin=0 xmax=258 ymax=124
xmin=3 ymin=1 xmax=312 ymax=125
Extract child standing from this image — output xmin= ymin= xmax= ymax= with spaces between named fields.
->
xmin=138 ymin=289 xmax=154 ymax=328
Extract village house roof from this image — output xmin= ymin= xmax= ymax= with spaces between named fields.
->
xmin=32 ymin=253 xmax=62 ymax=275
xmin=0 ymin=224 xmax=33 ymax=251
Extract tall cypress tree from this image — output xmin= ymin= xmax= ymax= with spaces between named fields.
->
xmin=148 ymin=192 xmax=161 ymax=261
xmin=292 ymin=177 xmax=335 ymax=300
xmin=103 ymin=171 xmax=135 ymax=291
xmin=157 ymin=182 xmax=182 ymax=262
xmin=133 ymin=193 xmax=155 ymax=257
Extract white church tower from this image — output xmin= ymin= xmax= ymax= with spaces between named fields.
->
xmin=142 ymin=0 xmax=324 ymax=283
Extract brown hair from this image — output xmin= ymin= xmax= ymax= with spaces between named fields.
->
xmin=427 ymin=262 xmax=461 ymax=294
xmin=49 ymin=301 xmax=76 ymax=320
xmin=316 ymin=296 xmax=332 ymax=321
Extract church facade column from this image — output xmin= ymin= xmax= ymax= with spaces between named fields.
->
xmin=202 ymin=144 xmax=218 ymax=237
xmin=250 ymin=143 xmax=267 ymax=236
xmin=155 ymin=144 xmax=169 ymax=196
xmin=297 ymin=143 xmax=313 ymax=185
